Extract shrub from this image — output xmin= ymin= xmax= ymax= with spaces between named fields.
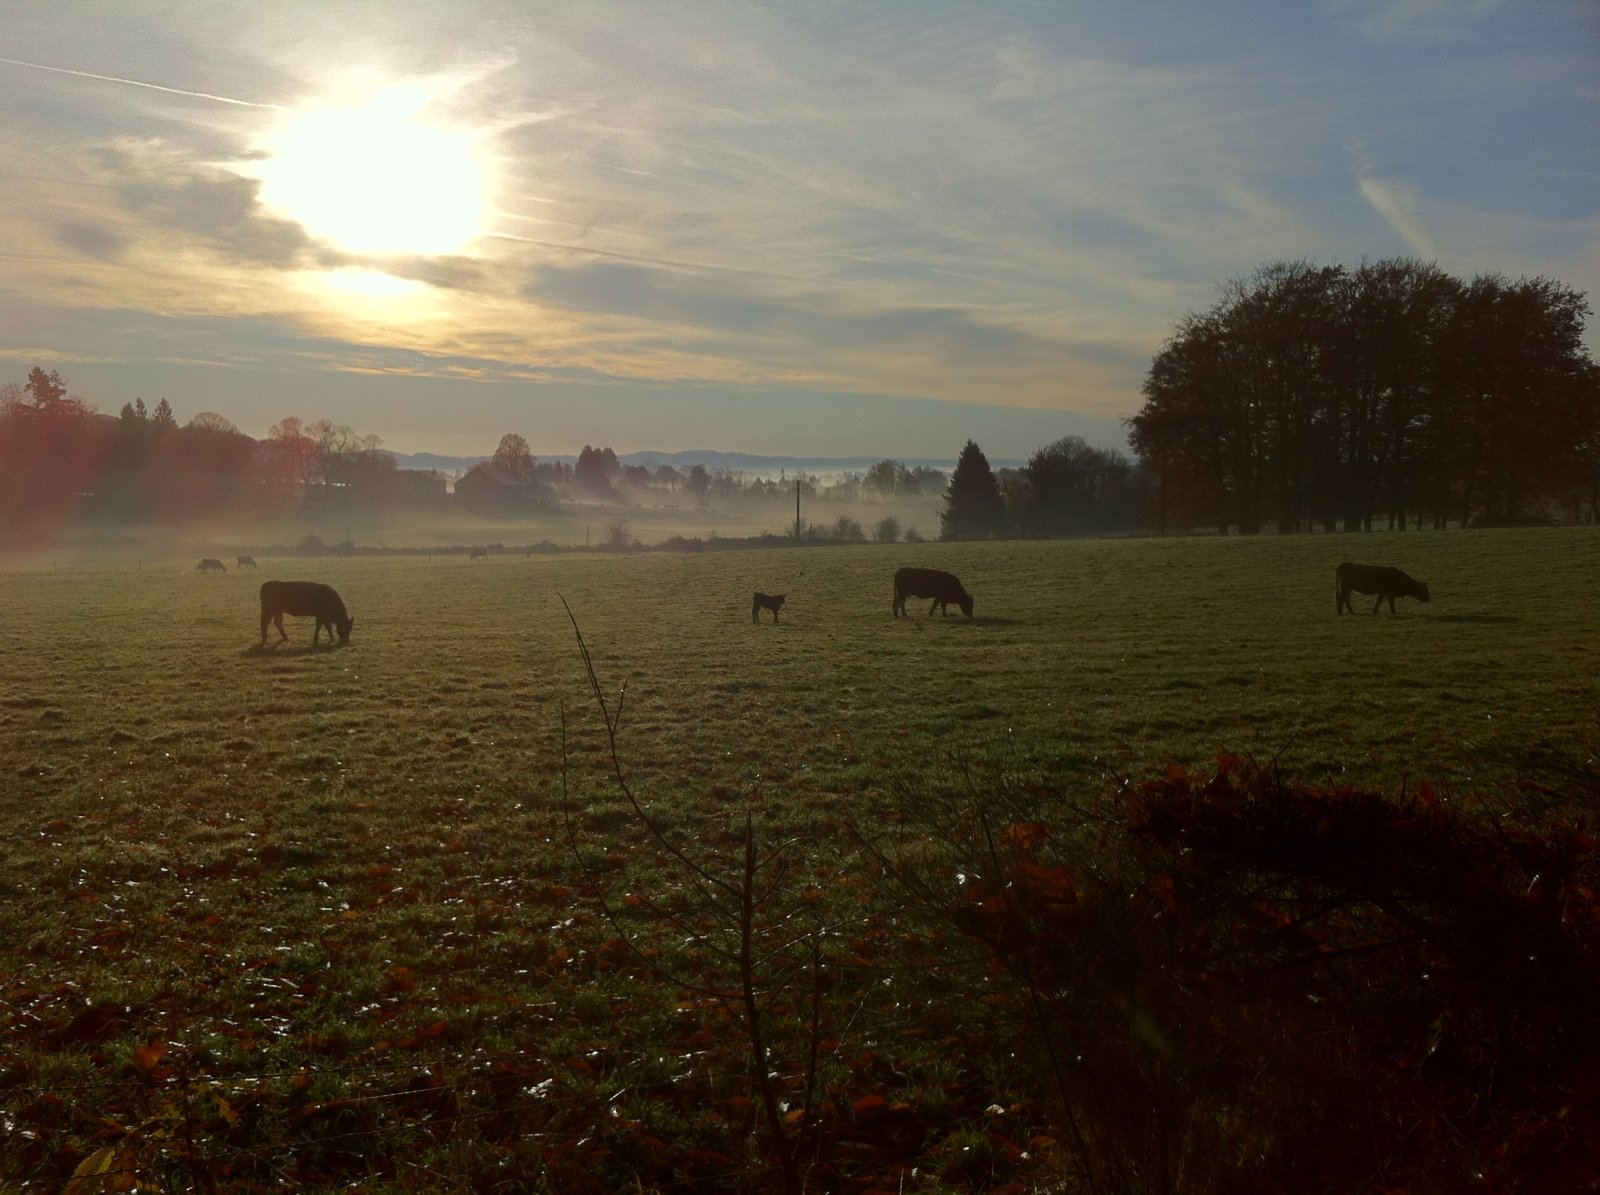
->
xmin=866 ymin=755 xmax=1600 ymax=1193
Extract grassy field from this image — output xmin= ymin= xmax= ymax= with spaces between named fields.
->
xmin=2 ymin=527 xmax=1597 ymax=1190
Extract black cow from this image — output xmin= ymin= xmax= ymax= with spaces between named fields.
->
xmin=1336 ymin=563 xmax=1431 ymax=615
xmin=260 ymin=580 xmax=354 ymax=645
xmin=893 ymin=567 xmax=973 ymax=618
xmin=197 ymin=558 xmax=226 ymax=574
xmin=237 ymin=555 xmax=257 ymax=568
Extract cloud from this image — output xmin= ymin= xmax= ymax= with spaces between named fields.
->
xmin=54 ymin=220 xmax=126 ymax=261
xmin=90 ymin=141 xmax=311 ymax=267
xmin=1357 ymin=173 xmax=1441 ymax=260
xmin=1332 ymin=0 xmax=1507 ymax=43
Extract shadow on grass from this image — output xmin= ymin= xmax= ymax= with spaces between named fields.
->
xmin=1429 ymin=612 xmax=1520 ymax=625
xmin=242 ymin=642 xmax=349 ymax=658
xmin=902 ymin=615 xmax=1021 ymax=628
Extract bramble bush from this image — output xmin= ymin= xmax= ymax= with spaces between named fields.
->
xmin=867 ymin=752 xmax=1600 ymax=1193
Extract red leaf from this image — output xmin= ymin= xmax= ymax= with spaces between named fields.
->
xmin=1418 ymin=779 xmax=1439 ymax=812
xmin=1002 ymin=822 xmax=1053 ymax=853
xmin=133 ymin=1041 xmax=167 ymax=1072
xmin=852 ymin=1093 xmax=888 ymax=1118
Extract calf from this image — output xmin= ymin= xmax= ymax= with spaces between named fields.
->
xmin=1336 ymin=563 xmax=1431 ymax=615
xmin=893 ymin=567 xmax=973 ymax=618
xmin=260 ymin=580 xmax=354 ymax=645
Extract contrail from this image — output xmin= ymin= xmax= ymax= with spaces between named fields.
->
xmin=0 ymin=56 xmax=285 ymax=109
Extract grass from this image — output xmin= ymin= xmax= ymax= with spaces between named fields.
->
xmin=1 ymin=526 xmax=1597 ymax=1190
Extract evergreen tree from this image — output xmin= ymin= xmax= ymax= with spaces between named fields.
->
xmin=152 ymin=398 xmax=177 ymax=430
xmin=24 ymin=367 xmax=67 ymax=407
xmin=940 ymin=440 xmax=1006 ymax=540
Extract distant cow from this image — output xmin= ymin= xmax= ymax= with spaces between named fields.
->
xmin=260 ymin=580 xmax=354 ymax=645
xmin=893 ymin=567 xmax=973 ymax=618
xmin=469 ymin=547 xmax=488 ymax=560
xmin=1336 ymin=563 xmax=1431 ymax=615
xmin=197 ymin=558 xmax=226 ymax=574
xmin=236 ymin=555 xmax=257 ymax=568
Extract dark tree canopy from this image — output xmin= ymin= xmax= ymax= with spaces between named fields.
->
xmin=940 ymin=439 xmax=1006 ymax=540
xmin=1129 ymin=259 xmax=1598 ymax=531
xmin=1015 ymin=435 xmax=1136 ymax=536
xmin=574 ymin=444 xmax=621 ymax=498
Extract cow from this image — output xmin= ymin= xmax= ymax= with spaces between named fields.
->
xmin=260 ymin=580 xmax=354 ymax=646
xmin=236 ymin=555 xmax=257 ymax=568
xmin=197 ymin=558 xmax=226 ymax=573
xmin=469 ymin=547 xmax=489 ymax=560
xmin=893 ymin=567 xmax=973 ymax=618
xmin=1336 ymin=563 xmax=1431 ymax=615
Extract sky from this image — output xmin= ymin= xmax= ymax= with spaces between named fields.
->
xmin=1 ymin=1 xmax=1596 ymax=461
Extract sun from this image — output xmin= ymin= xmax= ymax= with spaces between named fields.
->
xmin=252 ymin=83 xmax=490 ymax=257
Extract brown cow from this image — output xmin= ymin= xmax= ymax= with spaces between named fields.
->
xmin=260 ymin=580 xmax=354 ymax=645
xmin=893 ymin=567 xmax=973 ymax=618
xmin=1336 ymin=563 xmax=1431 ymax=615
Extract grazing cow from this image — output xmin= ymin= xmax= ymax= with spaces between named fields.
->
xmin=1336 ymin=563 xmax=1431 ymax=615
xmin=237 ymin=555 xmax=257 ymax=568
xmin=893 ymin=567 xmax=973 ymax=618
xmin=469 ymin=547 xmax=488 ymax=560
xmin=197 ymin=558 xmax=226 ymax=574
xmin=752 ymin=592 xmax=786 ymax=623
xmin=259 ymin=580 xmax=354 ymax=645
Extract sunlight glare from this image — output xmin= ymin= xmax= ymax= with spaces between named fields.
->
xmin=320 ymin=269 xmax=423 ymax=299
xmin=254 ymin=83 xmax=490 ymax=257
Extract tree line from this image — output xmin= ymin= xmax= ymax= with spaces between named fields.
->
xmin=9 ymin=254 xmax=1595 ymax=553
xmin=1127 ymin=259 xmax=1599 ymax=533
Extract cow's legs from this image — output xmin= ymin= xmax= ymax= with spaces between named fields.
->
xmin=274 ymin=613 xmax=288 ymax=642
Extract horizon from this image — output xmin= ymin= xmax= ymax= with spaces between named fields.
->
xmin=2 ymin=3 xmax=1595 ymax=457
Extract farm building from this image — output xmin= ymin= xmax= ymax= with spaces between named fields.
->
xmin=452 ymin=461 xmax=558 ymax=515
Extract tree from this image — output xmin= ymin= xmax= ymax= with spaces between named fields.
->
xmin=493 ymin=432 xmax=534 ymax=480
xmin=940 ymin=440 xmax=1006 ymax=540
xmin=24 ymin=367 xmax=67 ymax=408
xmin=574 ymin=445 xmax=620 ymax=499
xmin=1020 ymin=436 xmax=1136 ymax=535
xmin=864 ymin=459 xmax=906 ymax=496
xmin=188 ymin=411 xmax=239 ymax=434
xmin=685 ymin=464 xmax=711 ymax=510
xmin=1129 ymin=259 xmax=1597 ymax=531
xmin=267 ymin=416 xmax=319 ymax=493
xmin=152 ymin=398 xmax=177 ymax=430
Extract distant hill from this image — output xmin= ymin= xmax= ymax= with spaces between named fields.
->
xmin=384 ymin=449 xmax=1021 ymax=476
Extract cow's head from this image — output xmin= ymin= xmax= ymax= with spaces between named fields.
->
xmin=959 ymin=594 xmax=974 ymax=618
xmin=1414 ymin=582 xmax=1431 ymax=604
xmin=336 ymin=614 xmax=354 ymax=644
